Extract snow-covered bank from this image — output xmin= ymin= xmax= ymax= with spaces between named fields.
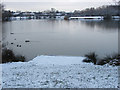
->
xmin=30 ymin=56 xmax=85 ymax=65
xmin=1 ymin=56 xmax=119 ymax=88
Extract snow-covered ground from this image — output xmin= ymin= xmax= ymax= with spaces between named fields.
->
xmin=1 ymin=56 xmax=119 ymax=88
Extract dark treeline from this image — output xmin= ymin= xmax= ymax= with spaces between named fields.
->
xmin=73 ymin=5 xmax=120 ymax=16
xmin=73 ymin=1 xmax=120 ymax=16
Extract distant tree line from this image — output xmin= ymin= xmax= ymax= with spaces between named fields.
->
xmin=73 ymin=1 xmax=120 ymax=16
xmin=1 ymin=1 xmax=120 ymax=21
xmin=73 ymin=5 xmax=120 ymax=16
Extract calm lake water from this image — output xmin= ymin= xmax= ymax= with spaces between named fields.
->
xmin=2 ymin=19 xmax=118 ymax=61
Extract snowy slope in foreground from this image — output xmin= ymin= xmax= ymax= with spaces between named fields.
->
xmin=1 ymin=56 xmax=119 ymax=88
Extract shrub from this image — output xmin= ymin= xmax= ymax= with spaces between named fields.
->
xmin=82 ymin=59 xmax=92 ymax=63
xmin=83 ymin=52 xmax=98 ymax=65
xmin=2 ymin=48 xmax=25 ymax=63
xmin=97 ymin=54 xmax=120 ymax=66
xmin=97 ymin=59 xmax=107 ymax=65
xmin=2 ymin=48 xmax=16 ymax=63
xmin=15 ymin=55 xmax=25 ymax=62
xmin=83 ymin=52 xmax=120 ymax=66
xmin=109 ymin=59 xmax=120 ymax=66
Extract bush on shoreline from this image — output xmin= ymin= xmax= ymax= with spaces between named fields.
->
xmin=97 ymin=54 xmax=120 ymax=66
xmin=83 ymin=52 xmax=97 ymax=65
xmin=2 ymin=48 xmax=25 ymax=63
xmin=83 ymin=52 xmax=120 ymax=66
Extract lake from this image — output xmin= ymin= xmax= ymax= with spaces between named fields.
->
xmin=2 ymin=19 xmax=118 ymax=61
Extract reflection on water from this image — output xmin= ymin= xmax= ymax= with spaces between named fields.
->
xmin=2 ymin=20 xmax=118 ymax=61
xmin=81 ymin=20 xmax=119 ymax=31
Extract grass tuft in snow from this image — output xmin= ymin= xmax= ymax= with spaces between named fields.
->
xmin=83 ymin=52 xmax=97 ymax=65
xmin=97 ymin=54 xmax=120 ymax=66
xmin=83 ymin=52 xmax=120 ymax=66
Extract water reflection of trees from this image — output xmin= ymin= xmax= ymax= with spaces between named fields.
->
xmin=81 ymin=20 xmax=119 ymax=31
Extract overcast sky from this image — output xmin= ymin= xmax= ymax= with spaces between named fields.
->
xmin=1 ymin=0 xmax=116 ymax=2
xmin=2 ymin=0 xmax=117 ymax=12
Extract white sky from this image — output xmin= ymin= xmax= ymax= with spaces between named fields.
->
xmin=1 ymin=0 xmax=117 ymax=12
xmin=1 ymin=0 xmax=116 ymax=2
